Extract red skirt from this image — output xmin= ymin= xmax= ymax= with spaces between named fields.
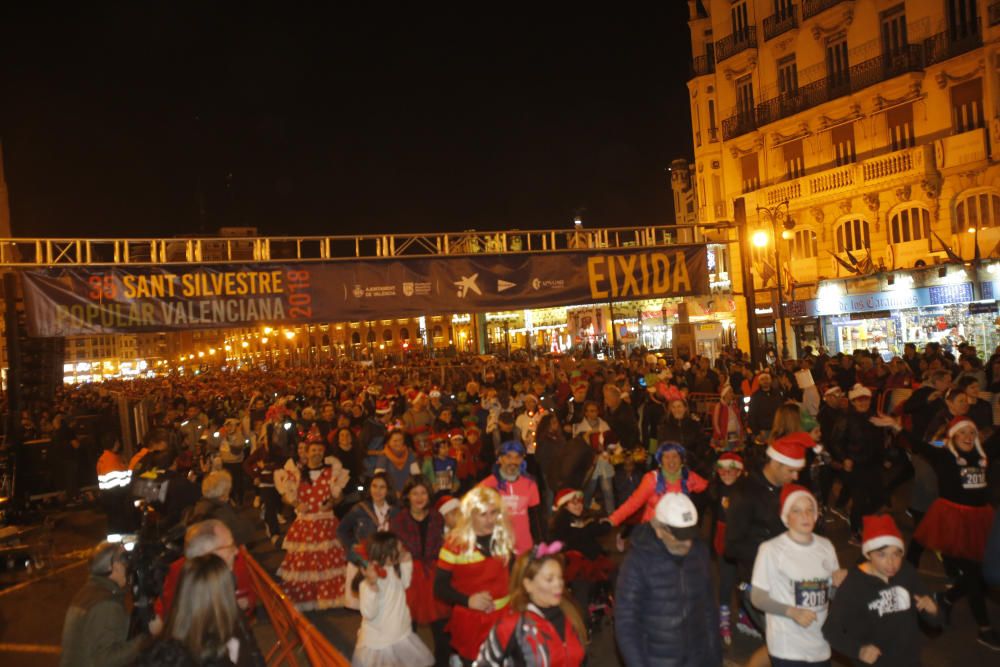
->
xmin=713 ymin=520 xmax=727 ymax=557
xmin=913 ymin=498 xmax=994 ymax=562
xmin=446 ymin=606 xmax=504 ymax=660
xmin=406 ymin=560 xmax=450 ymax=624
xmin=564 ymin=551 xmax=615 ymax=583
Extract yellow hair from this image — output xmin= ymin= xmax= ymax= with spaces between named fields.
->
xmin=445 ymin=486 xmax=516 ymax=560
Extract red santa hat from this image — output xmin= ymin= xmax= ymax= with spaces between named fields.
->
xmin=779 ymin=484 xmax=817 ymax=527
xmin=407 ymin=389 xmax=426 ymax=403
xmin=375 ymin=399 xmax=392 ymax=415
xmin=429 ymin=386 xmax=442 ymax=398
xmin=715 ymin=452 xmax=744 ymax=470
xmin=464 ymin=427 xmax=481 ymax=440
xmin=448 ymin=428 xmax=464 ymax=441
xmin=553 ymin=488 xmax=583 ymax=511
xmin=766 ymin=432 xmax=812 ymax=468
xmin=945 ymin=416 xmax=987 ymax=465
xmin=861 ymin=514 xmax=904 ymax=556
xmin=434 ymin=495 xmax=460 ymax=516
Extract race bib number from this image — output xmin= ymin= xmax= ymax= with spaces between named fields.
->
xmin=960 ymin=466 xmax=987 ymax=489
xmin=794 ymin=579 xmax=830 ymax=609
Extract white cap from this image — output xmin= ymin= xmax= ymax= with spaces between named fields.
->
xmin=653 ymin=493 xmax=699 ymax=540
xmin=848 ymin=384 xmax=872 ymax=400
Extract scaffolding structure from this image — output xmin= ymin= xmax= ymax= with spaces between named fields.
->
xmin=0 ymin=223 xmax=732 ymax=268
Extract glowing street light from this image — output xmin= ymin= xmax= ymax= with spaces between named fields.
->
xmin=752 ymin=229 xmax=769 ymax=247
xmin=241 ymin=341 xmax=249 ymax=348
xmin=284 ymin=330 xmax=295 ymax=340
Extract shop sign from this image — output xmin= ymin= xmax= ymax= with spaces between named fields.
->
xmin=849 ymin=310 xmax=893 ymax=320
xmin=811 ymin=282 xmax=974 ymax=317
xmin=969 ymin=301 xmax=999 ymax=315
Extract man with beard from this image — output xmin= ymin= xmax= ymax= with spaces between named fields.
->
xmin=479 ymin=440 xmax=542 ymax=555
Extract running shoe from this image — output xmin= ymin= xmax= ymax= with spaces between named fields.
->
xmin=719 ymin=605 xmax=732 ymax=646
xmin=736 ymin=610 xmax=762 ymax=639
xmin=977 ymin=629 xmax=1000 ymax=651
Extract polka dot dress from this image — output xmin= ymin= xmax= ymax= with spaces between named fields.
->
xmin=277 ymin=465 xmax=347 ymax=611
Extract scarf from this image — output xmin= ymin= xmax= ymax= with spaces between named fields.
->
xmin=382 ymin=445 xmax=410 ymax=471
xmin=655 ymin=466 xmax=689 ymax=495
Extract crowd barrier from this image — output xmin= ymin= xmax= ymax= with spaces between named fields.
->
xmin=240 ymin=547 xmax=350 ymax=667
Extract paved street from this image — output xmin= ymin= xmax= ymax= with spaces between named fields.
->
xmin=1 ymin=490 xmax=998 ymax=666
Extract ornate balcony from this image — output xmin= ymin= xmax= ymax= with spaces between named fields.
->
xmin=725 ymin=46 xmax=924 ymax=140
xmin=756 ymin=144 xmax=935 ymax=206
xmin=802 ymin=0 xmax=852 ymax=21
xmin=715 ymin=27 xmax=757 ymax=63
xmin=763 ymin=6 xmax=798 ymax=41
xmin=924 ymin=18 xmax=982 ymax=66
xmin=691 ymin=53 xmax=715 ymax=77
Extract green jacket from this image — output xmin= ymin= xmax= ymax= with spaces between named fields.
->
xmin=59 ymin=575 xmax=142 ymax=667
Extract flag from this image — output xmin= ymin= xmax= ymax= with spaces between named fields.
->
xmin=845 ymin=247 xmax=861 ymax=268
xmin=932 ymin=232 xmax=964 ymax=263
xmin=828 ymin=250 xmax=860 ymax=274
xmin=758 ymin=258 xmax=776 ymax=287
xmin=782 ymin=261 xmax=796 ymax=301
xmin=857 ymin=243 xmax=875 ymax=275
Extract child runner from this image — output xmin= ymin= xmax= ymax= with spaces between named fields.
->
xmin=823 ymin=514 xmax=940 ymax=666
xmin=549 ymin=488 xmax=614 ymax=615
xmin=751 ymin=484 xmax=845 ymax=666
xmin=710 ymin=451 xmax=745 ymax=646
xmin=350 ymin=532 xmax=434 ymax=667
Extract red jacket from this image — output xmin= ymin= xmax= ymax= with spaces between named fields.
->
xmin=480 ymin=606 xmax=585 ymax=667
xmin=608 ymin=468 xmax=708 ymax=526
xmin=154 ymin=552 xmax=256 ymax=620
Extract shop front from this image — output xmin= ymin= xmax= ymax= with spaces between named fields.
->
xmin=802 ymin=266 xmax=1000 ymax=358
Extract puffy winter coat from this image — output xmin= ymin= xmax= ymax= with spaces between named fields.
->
xmin=614 ymin=523 xmax=720 ymax=667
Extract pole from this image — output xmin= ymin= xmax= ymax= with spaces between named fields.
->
xmin=772 ymin=215 xmax=790 ymax=360
xmin=608 ymin=299 xmax=618 ymax=359
xmin=734 ymin=198 xmax=761 ymax=370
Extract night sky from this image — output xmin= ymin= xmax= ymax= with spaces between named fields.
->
xmin=2 ymin=3 xmax=694 ymax=239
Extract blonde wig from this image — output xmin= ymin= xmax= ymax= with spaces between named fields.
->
xmin=444 ymin=486 xmax=515 ymax=561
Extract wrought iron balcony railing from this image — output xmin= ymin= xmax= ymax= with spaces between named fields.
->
xmin=724 ymin=45 xmax=924 ymax=140
xmin=924 ymin=18 xmax=982 ymax=66
xmin=763 ymin=6 xmax=799 ymax=41
xmin=715 ymin=27 xmax=757 ymax=63
xmin=802 ymin=0 xmax=851 ymax=21
xmin=691 ymin=53 xmax=715 ymax=77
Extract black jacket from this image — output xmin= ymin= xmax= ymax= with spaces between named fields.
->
xmin=723 ymin=469 xmax=784 ymax=572
xmin=830 ymin=408 xmax=884 ymax=467
xmin=823 ymin=562 xmax=938 ymax=667
xmin=747 ymin=388 xmax=784 ymax=434
xmin=903 ymin=386 xmax=945 ymax=444
xmin=605 ymin=401 xmax=640 ymax=449
xmin=656 ymin=415 xmax=710 ymax=474
xmin=614 ymin=524 xmax=721 ymax=667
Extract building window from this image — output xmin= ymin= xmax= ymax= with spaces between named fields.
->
xmin=777 ymin=54 xmax=798 ymax=98
xmin=785 ymin=229 xmax=818 ymax=260
xmin=887 ymin=103 xmax=914 ymax=150
xmin=694 ymin=102 xmax=702 ymax=147
xmin=367 ymin=330 xmax=376 ymax=343
xmin=740 ymin=152 xmax=760 ymax=194
xmin=735 ymin=74 xmax=754 ymax=121
xmin=708 ymin=99 xmax=718 ymax=141
xmin=399 ymin=327 xmax=410 ymax=340
xmin=948 ymin=0 xmax=979 ymax=40
xmin=832 ymin=123 xmax=856 ymax=166
xmin=731 ymin=1 xmax=749 ymax=40
xmin=432 ymin=325 xmax=443 ymax=340
xmin=955 ymin=189 xmax=1000 ymax=233
xmin=783 ymin=140 xmax=805 ymax=180
xmin=351 ymin=332 xmax=361 ymax=345
xmin=951 ymin=78 xmax=984 ymax=134
xmin=836 ymin=218 xmax=871 ymax=253
xmin=889 ymin=206 xmax=930 ymax=243
xmin=881 ymin=5 xmax=908 ymax=58
xmin=383 ymin=329 xmax=393 ymax=342
xmin=826 ymin=34 xmax=849 ymax=92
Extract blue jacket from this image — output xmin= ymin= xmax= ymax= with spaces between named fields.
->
xmin=985 ymin=510 xmax=1000 ymax=587
xmin=614 ymin=523 xmax=720 ymax=667
xmin=336 ymin=500 xmax=397 ymax=562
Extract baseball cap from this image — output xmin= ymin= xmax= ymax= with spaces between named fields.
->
xmin=653 ymin=493 xmax=699 ymax=541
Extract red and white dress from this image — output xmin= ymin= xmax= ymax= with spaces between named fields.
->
xmin=276 ymin=460 xmax=350 ymax=611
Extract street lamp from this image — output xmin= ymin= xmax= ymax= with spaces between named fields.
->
xmin=755 ymin=200 xmax=794 ymax=360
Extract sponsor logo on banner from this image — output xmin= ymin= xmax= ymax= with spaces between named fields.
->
xmin=454 ymin=274 xmax=481 ymax=298
xmin=352 ymin=285 xmax=365 ymax=299
xmin=402 ymin=282 xmax=414 ymax=297
xmin=497 ymin=279 xmax=516 ymax=292
xmin=532 ymin=278 xmax=566 ymax=290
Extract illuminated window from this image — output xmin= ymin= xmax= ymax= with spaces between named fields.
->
xmin=955 ymin=189 xmax=1000 ymax=233
xmin=785 ymin=229 xmax=818 ymax=260
xmin=889 ymin=205 xmax=930 ymax=243
xmin=835 ymin=218 xmax=870 ymax=253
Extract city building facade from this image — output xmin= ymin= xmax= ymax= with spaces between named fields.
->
xmin=688 ymin=0 xmax=1000 ymax=359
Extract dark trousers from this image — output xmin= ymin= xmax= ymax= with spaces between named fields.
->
xmin=943 ymin=556 xmax=991 ymax=627
xmin=259 ymin=486 xmax=281 ymax=538
xmin=847 ymin=465 xmax=884 ymax=534
xmin=906 ymin=509 xmax=926 ymax=568
xmin=719 ymin=556 xmax=738 ymax=608
xmin=223 ymin=462 xmax=246 ymax=505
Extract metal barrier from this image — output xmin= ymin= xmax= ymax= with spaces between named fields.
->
xmin=686 ymin=392 xmax=721 ymax=427
xmin=240 ymin=547 xmax=351 ymax=667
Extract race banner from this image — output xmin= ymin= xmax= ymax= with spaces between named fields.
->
xmin=21 ymin=245 xmax=708 ymax=337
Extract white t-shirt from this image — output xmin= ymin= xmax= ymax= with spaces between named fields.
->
xmin=751 ymin=532 xmax=839 ymax=662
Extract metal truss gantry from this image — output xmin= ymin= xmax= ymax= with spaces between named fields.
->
xmin=0 ymin=223 xmax=733 ymax=268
